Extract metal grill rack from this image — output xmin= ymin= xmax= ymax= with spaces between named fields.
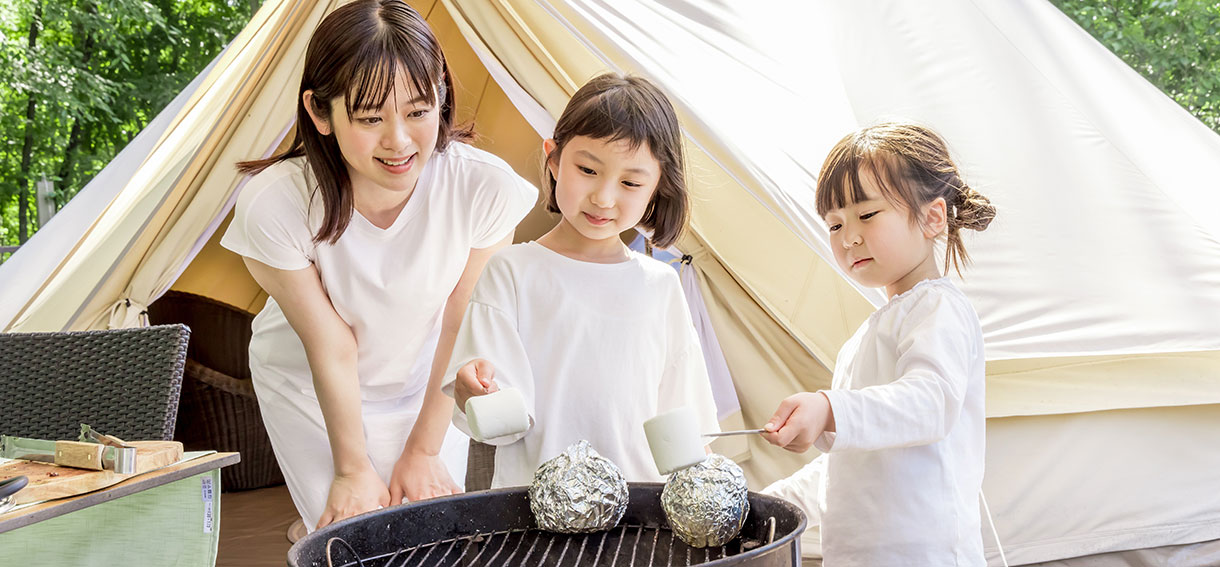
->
xmin=292 ymin=484 xmax=805 ymax=567
xmin=324 ymin=522 xmax=775 ymax=567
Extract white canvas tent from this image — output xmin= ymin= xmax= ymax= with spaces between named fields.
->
xmin=2 ymin=1 xmax=1219 ymax=564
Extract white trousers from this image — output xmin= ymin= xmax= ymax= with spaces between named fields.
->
xmin=251 ymin=374 xmax=469 ymax=532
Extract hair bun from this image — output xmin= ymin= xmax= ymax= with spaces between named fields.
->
xmin=955 ymin=185 xmax=996 ymax=232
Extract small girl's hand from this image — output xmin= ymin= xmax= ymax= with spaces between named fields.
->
xmin=761 ymin=392 xmax=835 ymax=453
xmin=454 ymin=358 xmax=499 ymax=410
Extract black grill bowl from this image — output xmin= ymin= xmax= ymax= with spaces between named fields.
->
xmin=288 ymin=483 xmax=806 ymax=567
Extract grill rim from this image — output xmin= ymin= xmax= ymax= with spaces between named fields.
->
xmin=288 ymin=482 xmax=807 ymax=567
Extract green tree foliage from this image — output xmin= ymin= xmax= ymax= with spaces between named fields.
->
xmin=1053 ymin=0 xmax=1220 ymax=132
xmin=0 ymin=0 xmax=255 ymax=245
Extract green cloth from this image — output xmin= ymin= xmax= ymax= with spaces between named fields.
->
xmin=0 ymin=469 xmax=221 ymax=566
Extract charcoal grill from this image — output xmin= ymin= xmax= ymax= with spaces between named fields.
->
xmin=289 ymin=483 xmax=806 ymax=567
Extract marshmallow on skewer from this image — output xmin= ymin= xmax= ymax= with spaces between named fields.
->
xmin=464 ymin=387 xmax=530 ymax=442
xmin=644 ymin=406 xmax=708 ymax=475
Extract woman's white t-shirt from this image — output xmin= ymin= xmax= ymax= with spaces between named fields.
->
xmin=221 ymin=142 xmax=537 ymax=402
xmin=441 ymin=242 xmax=721 ymax=487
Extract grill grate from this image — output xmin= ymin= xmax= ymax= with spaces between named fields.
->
xmin=324 ymin=524 xmax=760 ymax=567
xmin=294 ymin=484 xmax=804 ymax=567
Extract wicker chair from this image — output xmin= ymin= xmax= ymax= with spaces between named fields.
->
xmin=147 ymin=291 xmax=284 ymax=491
xmin=0 ymin=324 xmax=190 ymax=441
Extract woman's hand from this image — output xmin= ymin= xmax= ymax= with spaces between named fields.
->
xmin=316 ymin=465 xmax=390 ymax=530
xmin=454 ymin=358 xmax=499 ymax=410
xmin=761 ymin=392 xmax=835 ymax=453
xmin=388 ymin=449 xmax=462 ymax=504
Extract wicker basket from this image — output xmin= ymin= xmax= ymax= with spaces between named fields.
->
xmin=148 ymin=291 xmax=284 ymax=491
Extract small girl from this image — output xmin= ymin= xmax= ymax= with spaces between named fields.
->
xmin=442 ymin=73 xmax=719 ymax=487
xmin=761 ymin=122 xmax=996 ymax=565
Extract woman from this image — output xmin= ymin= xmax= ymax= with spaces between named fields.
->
xmin=220 ymin=0 xmax=536 ymax=532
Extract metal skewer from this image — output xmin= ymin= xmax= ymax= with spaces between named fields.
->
xmin=702 ymin=428 xmax=765 ymax=438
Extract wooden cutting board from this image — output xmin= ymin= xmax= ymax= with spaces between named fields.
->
xmin=0 ymin=440 xmax=183 ymax=505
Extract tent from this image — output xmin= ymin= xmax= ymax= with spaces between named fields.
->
xmin=3 ymin=0 xmax=1219 ymax=564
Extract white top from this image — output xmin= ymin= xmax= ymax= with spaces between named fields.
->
xmin=221 ymin=142 xmax=537 ymax=401
xmin=815 ymin=278 xmax=987 ymax=566
xmin=442 ymin=242 xmax=720 ymax=487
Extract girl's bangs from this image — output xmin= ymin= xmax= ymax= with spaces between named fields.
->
xmin=816 ymin=146 xmax=909 ymax=216
xmin=817 ymin=145 xmax=867 ymax=216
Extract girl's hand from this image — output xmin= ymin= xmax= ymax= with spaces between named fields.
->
xmin=388 ymin=450 xmax=462 ymax=504
xmin=454 ymin=359 xmax=499 ymax=410
xmin=761 ymin=392 xmax=835 ymax=453
xmin=316 ymin=465 xmax=390 ymax=530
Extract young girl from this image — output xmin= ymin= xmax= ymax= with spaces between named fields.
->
xmin=220 ymin=0 xmax=536 ymax=532
xmin=761 ymin=122 xmax=996 ymax=565
xmin=442 ymin=73 xmax=719 ymax=487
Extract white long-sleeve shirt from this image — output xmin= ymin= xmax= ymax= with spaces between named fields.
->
xmin=772 ymin=278 xmax=987 ymax=567
xmin=441 ymin=242 xmax=720 ymax=488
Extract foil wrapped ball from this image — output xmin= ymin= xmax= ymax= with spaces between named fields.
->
xmin=529 ymin=440 xmax=629 ymax=533
xmin=661 ymin=454 xmax=749 ymax=547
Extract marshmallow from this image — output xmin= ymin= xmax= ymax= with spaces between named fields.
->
xmin=465 ymin=388 xmax=530 ymax=442
xmin=644 ymin=406 xmax=708 ymax=475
